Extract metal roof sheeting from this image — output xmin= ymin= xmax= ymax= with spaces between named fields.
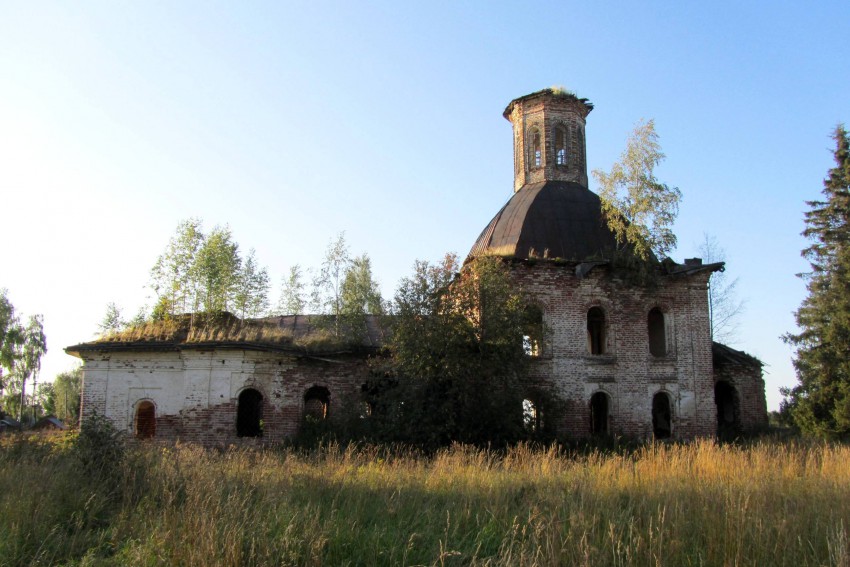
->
xmin=468 ymin=181 xmax=620 ymax=262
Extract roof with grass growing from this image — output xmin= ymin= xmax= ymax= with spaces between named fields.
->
xmin=65 ymin=312 xmax=386 ymax=358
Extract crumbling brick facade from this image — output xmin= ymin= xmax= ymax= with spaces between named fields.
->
xmin=511 ymin=260 xmax=717 ymax=439
xmin=77 ymin=348 xmax=369 ymax=445
xmin=712 ymin=343 xmax=769 ymax=435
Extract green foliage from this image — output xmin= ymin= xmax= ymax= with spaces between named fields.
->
xmin=34 ymin=381 xmax=55 ymax=417
xmin=341 ymin=254 xmax=384 ymax=317
xmin=148 ymin=219 xmax=272 ymax=320
xmin=233 ymin=248 xmax=271 ymax=319
xmin=311 ymin=232 xmax=351 ymax=338
xmin=98 ymin=301 xmax=126 ymax=336
xmin=362 ymin=254 xmax=544 ymax=447
xmin=150 ymin=217 xmax=204 ymax=315
xmin=0 ymin=289 xmax=23 ymax=401
xmin=75 ymin=412 xmax=126 ymax=488
xmin=194 ymin=225 xmax=241 ymax=313
xmin=0 ymin=306 xmax=46 ymax=422
xmin=339 ymin=254 xmax=384 ymax=341
xmin=310 ymin=233 xmax=385 ymax=343
xmin=275 ymin=264 xmax=307 ymax=315
xmin=593 ymin=119 xmax=682 ymax=260
xmin=783 ymin=125 xmax=850 ymax=439
xmin=52 ymin=366 xmax=82 ymax=423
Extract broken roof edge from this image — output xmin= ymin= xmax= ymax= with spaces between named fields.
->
xmin=503 ymin=88 xmax=594 ymax=119
xmin=65 ymin=339 xmax=382 ymax=359
xmin=465 ymin=253 xmax=722 ymax=279
xmin=712 ymin=341 xmax=763 ymax=369
xmin=665 ymin=260 xmax=725 ymax=277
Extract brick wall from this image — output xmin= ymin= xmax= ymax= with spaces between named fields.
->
xmin=713 ymin=350 xmax=769 ymax=434
xmin=509 ymin=260 xmax=716 ymax=439
xmin=79 ymin=348 xmax=370 ymax=445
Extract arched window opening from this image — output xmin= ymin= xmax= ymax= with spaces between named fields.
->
xmin=522 ymin=399 xmax=541 ymax=432
xmin=522 ymin=304 xmax=544 ymax=357
xmin=304 ymin=386 xmax=330 ymax=421
xmin=652 ymin=392 xmax=672 ymax=439
xmin=554 ymin=126 xmax=568 ymax=165
xmin=590 ymin=392 xmax=609 ymax=435
xmin=715 ymin=381 xmax=739 ymax=440
xmin=648 ymin=308 xmax=667 ymax=357
xmin=529 ymin=129 xmax=542 ymax=169
xmin=135 ymin=401 xmax=156 ymax=439
xmin=587 ymin=307 xmax=606 ymax=355
xmin=360 ymin=400 xmax=373 ymax=419
xmin=237 ymin=388 xmax=263 ymax=438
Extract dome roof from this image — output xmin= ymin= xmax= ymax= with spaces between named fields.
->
xmin=467 ymin=181 xmax=621 ymax=262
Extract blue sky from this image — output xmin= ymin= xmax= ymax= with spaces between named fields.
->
xmin=1 ymin=1 xmax=848 ymax=410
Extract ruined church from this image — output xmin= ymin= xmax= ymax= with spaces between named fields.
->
xmin=67 ymin=89 xmax=767 ymax=442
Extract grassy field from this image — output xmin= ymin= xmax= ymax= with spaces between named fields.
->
xmin=1 ymin=434 xmax=849 ymax=566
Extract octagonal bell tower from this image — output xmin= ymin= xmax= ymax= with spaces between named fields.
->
xmin=504 ymin=89 xmax=594 ymax=192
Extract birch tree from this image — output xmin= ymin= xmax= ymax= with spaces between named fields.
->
xmin=593 ymin=119 xmax=682 ymax=260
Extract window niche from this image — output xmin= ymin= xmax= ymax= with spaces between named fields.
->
xmin=714 ymin=381 xmax=740 ymax=440
xmin=135 ymin=401 xmax=156 ymax=439
xmin=589 ymin=392 xmax=609 ymax=435
xmin=587 ymin=307 xmax=607 ymax=355
xmin=236 ymin=388 xmax=264 ymax=438
xmin=528 ymin=128 xmax=542 ymax=169
xmin=648 ymin=308 xmax=667 ymax=357
xmin=652 ymin=392 xmax=672 ymax=439
xmin=304 ymin=386 xmax=330 ymax=421
xmin=522 ymin=398 xmax=542 ymax=432
xmin=554 ymin=125 xmax=568 ymax=166
xmin=522 ymin=304 xmax=545 ymax=357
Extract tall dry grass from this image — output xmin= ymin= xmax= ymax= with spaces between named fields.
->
xmin=1 ymin=435 xmax=849 ymax=566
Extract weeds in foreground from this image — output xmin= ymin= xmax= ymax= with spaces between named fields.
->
xmin=0 ymin=437 xmax=848 ymax=566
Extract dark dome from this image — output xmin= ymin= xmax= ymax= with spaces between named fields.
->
xmin=468 ymin=181 xmax=620 ymax=262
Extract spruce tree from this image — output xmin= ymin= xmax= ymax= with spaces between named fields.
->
xmin=783 ymin=125 xmax=850 ymax=438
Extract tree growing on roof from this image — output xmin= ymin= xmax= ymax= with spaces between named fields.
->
xmin=193 ymin=225 xmax=241 ymax=313
xmin=782 ymin=125 xmax=850 ymax=439
xmin=233 ymin=248 xmax=271 ymax=319
xmin=148 ymin=219 xmax=272 ymax=320
xmin=592 ymin=119 xmax=682 ymax=261
xmin=150 ymin=218 xmax=204 ymax=315
xmin=311 ymin=232 xmax=350 ymax=339
xmin=98 ymin=302 xmax=126 ymax=336
xmin=275 ymin=265 xmax=307 ymax=316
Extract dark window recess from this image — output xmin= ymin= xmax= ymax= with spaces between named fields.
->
xmin=135 ymin=401 xmax=156 ymax=439
xmin=587 ymin=307 xmax=606 ymax=355
xmin=715 ymin=381 xmax=739 ymax=440
xmin=648 ymin=308 xmax=666 ymax=357
xmin=590 ymin=392 xmax=609 ymax=435
xmin=237 ymin=388 xmax=263 ymax=437
xmin=652 ymin=392 xmax=672 ymax=439
xmin=304 ymin=386 xmax=330 ymax=421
